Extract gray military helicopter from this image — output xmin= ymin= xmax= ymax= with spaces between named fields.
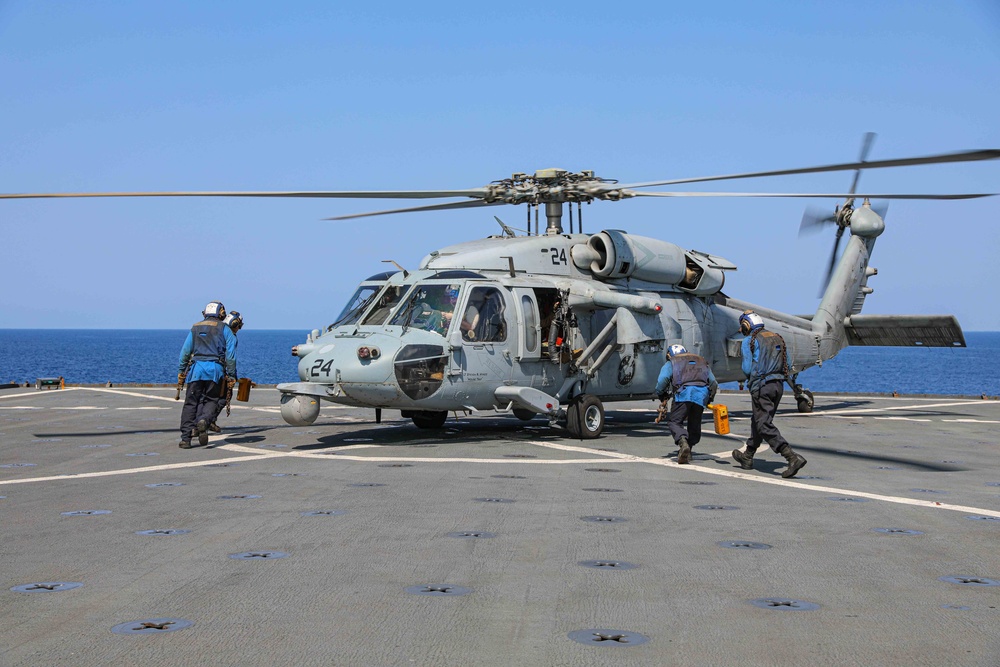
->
xmin=4 ymin=141 xmax=998 ymax=437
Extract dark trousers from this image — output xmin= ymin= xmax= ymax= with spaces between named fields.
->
xmin=180 ymin=380 xmax=223 ymax=440
xmin=667 ymin=401 xmax=704 ymax=446
xmin=205 ymin=391 xmax=229 ymax=427
xmin=749 ymin=380 xmax=789 ymax=453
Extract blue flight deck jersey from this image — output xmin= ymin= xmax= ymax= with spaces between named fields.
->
xmin=655 ymin=360 xmax=718 ymax=407
xmin=178 ymin=325 xmax=237 ymax=383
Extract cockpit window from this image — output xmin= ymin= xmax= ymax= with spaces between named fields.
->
xmin=329 ymin=285 xmax=381 ymax=330
xmin=389 ymin=283 xmax=461 ymax=336
xmin=361 ymin=285 xmax=409 ymax=326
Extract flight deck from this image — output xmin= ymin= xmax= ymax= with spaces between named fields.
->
xmin=1 ymin=386 xmax=998 ymax=666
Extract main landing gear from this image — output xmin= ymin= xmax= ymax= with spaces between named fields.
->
xmin=790 ymin=376 xmax=815 ymax=413
xmin=564 ymin=394 xmax=605 ymax=439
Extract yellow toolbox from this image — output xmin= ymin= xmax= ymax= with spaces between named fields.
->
xmin=707 ymin=403 xmax=730 ymax=435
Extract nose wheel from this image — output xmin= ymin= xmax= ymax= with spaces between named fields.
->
xmin=410 ymin=410 xmax=448 ymax=429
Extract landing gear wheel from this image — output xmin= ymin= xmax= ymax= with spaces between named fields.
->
xmin=512 ymin=408 xmax=536 ymax=422
xmin=796 ymin=388 xmax=814 ymax=413
xmin=411 ymin=411 xmax=448 ymax=429
xmin=565 ymin=394 xmax=604 ymax=439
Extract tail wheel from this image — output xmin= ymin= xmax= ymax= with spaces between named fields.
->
xmin=566 ymin=394 xmax=604 ymax=439
xmin=411 ymin=411 xmax=448 ymax=429
xmin=796 ymin=389 xmax=815 ymax=413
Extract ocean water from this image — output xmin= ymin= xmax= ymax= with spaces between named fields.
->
xmin=1 ymin=329 xmax=998 ymax=396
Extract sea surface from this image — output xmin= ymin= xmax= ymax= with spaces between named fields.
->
xmin=1 ymin=330 xmax=998 ymax=396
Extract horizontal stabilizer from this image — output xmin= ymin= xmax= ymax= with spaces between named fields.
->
xmin=843 ymin=315 xmax=966 ymax=347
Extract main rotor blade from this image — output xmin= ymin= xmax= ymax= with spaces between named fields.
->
xmin=0 ymin=188 xmax=491 ymax=201
xmin=324 ymin=199 xmax=504 ymax=221
xmin=847 ymin=132 xmax=877 ymax=196
xmin=615 ymin=148 xmax=1000 ymax=190
xmin=629 ymin=191 xmax=996 ymax=200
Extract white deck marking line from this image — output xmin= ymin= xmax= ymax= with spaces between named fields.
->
xmin=874 ymin=417 xmax=932 ymax=422
xmin=48 ymin=406 xmax=108 ymax=410
xmin=0 ymin=452 xmax=288 ymax=486
xmin=942 ymin=419 xmax=1000 ymax=424
xmin=73 ymin=387 xmax=282 ymax=413
xmin=0 ymin=387 xmax=85 ymax=401
xmin=525 ymin=440 xmax=1000 ymax=518
xmin=798 ymin=400 xmax=996 ymax=416
xmin=0 ymin=406 xmax=43 ymax=410
xmin=217 ymin=442 xmax=619 ymax=463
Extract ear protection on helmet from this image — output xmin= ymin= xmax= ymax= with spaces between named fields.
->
xmin=224 ymin=310 xmax=243 ymax=332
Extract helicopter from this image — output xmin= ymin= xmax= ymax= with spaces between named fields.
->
xmin=3 ymin=139 xmax=998 ymax=438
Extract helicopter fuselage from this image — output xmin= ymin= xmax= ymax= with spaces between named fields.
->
xmin=276 ymin=232 xmax=823 ymax=427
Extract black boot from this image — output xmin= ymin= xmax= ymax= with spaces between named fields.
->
xmin=732 ymin=441 xmax=757 ymax=470
xmin=778 ymin=445 xmax=807 ymax=478
xmin=196 ymin=419 xmax=209 ymax=447
xmin=677 ymin=437 xmax=691 ymax=464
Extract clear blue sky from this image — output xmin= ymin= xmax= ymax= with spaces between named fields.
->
xmin=1 ymin=1 xmax=998 ymax=330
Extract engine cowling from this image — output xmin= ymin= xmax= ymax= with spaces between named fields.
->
xmin=571 ymin=230 xmax=728 ymax=295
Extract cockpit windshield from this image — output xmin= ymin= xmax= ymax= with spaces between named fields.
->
xmin=329 ymin=285 xmax=382 ymax=330
xmin=361 ymin=284 xmax=410 ymax=326
xmin=389 ymin=283 xmax=461 ymax=336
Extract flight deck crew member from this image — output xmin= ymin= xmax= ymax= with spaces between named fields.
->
xmin=177 ymin=301 xmax=237 ymax=449
xmin=206 ymin=310 xmax=243 ymax=434
xmin=731 ymin=311 xmax=807 ymax=478
xmin=655 ymin=344 xmax=718 ymax=464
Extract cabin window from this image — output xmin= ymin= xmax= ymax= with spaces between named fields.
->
xmin=461 ymin=286 xmax=507 ymax=343
xmin=521 ymin=295 xmax=538 ymax=352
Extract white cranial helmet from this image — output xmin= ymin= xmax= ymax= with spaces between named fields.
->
xmin=667 ymin=344 xmax=687 ymax=359
xmin=203 ymin=301 xmax=226 ymax=319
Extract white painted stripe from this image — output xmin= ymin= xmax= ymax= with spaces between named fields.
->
xmin=0 ymin=388 xmax=84 ymax=401
xmin=75 ymin=387 xmax=281 ymax=413
xmin=0 ymin=452 xmax=288 ymax=486
xmin=76 ymin=387 xmax=178 ymax=402
xmin=49 ymin=407 xmax=107 ymax=410
xmin=0 ymin=406 xmax=42 ymax=410
xmin=217 ymin=442 xmax=623 ymax=464
xmin=524 ymin=440 xmax=1000 ymax=519
xmin=801 ymin=400 xmax=998 ymax=416
xmin=942 ymin=419 xmax=1000 ymax=424
xmin=875 ymin=417 xmax=932 ymax=422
